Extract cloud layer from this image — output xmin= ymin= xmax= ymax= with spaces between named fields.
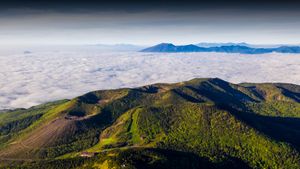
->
xmin=1 ymin=47 xmax=300 ymax=109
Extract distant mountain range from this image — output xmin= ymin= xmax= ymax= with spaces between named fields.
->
xmin=140 ymin=43 xmax=300 ymax=54
xmin=196 ymin=42 xmax=251 ymax=48
xmin=195 ymin=42 xmax=292 ymax=48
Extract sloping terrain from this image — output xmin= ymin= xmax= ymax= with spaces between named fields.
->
xmin=0 ymin=78 xmax=300 ymax=169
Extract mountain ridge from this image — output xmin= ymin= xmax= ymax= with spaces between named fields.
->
xmin=141 ymin=43 xmax=300 ymax=54
xmin=195 ymin=42 xmax=299 ymax=48
xmin=1 ymin=78 xmax=300 ymax=169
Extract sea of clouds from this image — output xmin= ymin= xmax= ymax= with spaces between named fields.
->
xmin=1 ymin=46 xmax=300 ymax=109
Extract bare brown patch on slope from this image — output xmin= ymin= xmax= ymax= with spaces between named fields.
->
xmin=0 ymin=116 xmax=81 ymax=159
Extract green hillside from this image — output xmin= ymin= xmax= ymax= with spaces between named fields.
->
xmin=0 ymin=78 xmax=300 ymax=169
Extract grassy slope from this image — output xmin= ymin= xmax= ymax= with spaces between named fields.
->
xmin=1 ymin=78 xmax=300 ymax=168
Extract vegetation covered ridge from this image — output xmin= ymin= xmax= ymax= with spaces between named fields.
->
xmin=1 ymin=78 xmax=300 ymax=169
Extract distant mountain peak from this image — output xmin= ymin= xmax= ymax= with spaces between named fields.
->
xmin=140 ymin=43 xmax=177 ymax=52
xmin=157 ymin=43 xmax=176 ymax=48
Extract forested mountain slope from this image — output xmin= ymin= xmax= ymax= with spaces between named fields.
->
xmin=1 ymin=78 xmax=300 ymax=169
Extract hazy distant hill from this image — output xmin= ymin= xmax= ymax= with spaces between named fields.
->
xmin=196 ymin=42 xmax=251 ymax=48
xmin=141 ymin=43 xmax=300 ymax=54
xmin=1 ymin=78 xmax=300 ymax=168
xmin=92 ymin=44 xmax=145 ymax=51
xmin=195 ymin=42 xmax=295 ymax=48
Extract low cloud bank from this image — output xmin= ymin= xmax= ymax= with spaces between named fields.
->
xmin=1 ymin=48 xmax=300 ymax=109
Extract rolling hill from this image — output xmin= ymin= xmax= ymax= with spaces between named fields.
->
xmin=0 ymin=78 xmax=300 ymax=169
xmin=140 ymin=43 xmax=300 ymax=54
